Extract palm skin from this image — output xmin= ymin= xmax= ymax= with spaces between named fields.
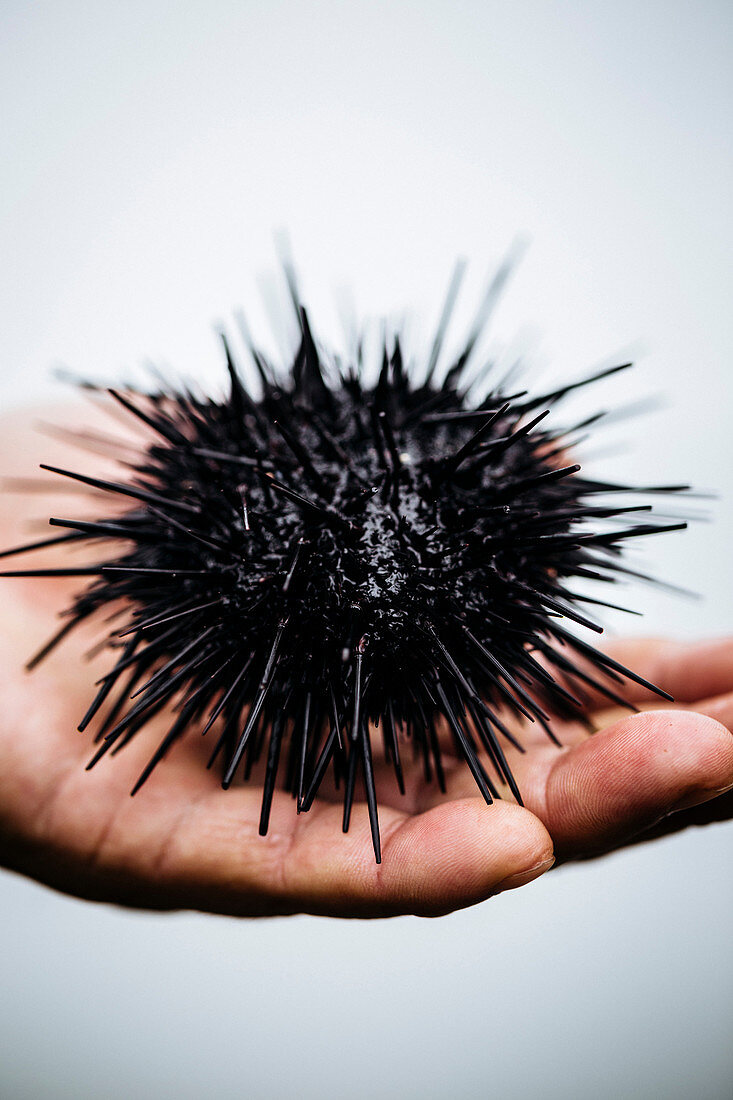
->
xmin=0 ymin=411 xmax=731 ymax=918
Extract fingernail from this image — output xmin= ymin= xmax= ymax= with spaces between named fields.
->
xmin=494 ymin=855 xmax=555 ymax=893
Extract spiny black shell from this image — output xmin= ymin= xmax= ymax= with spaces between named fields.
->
xmin=1 ymin=280 xmax=687 ymax=861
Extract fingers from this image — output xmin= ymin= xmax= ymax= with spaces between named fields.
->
xmin=532 ymin=635 xmax=733 ymax=717
xmin=597 ymin=636 xmax=733 ymax=706
xmin=591 ymin=687 xmax=733 ymax=746
xmin=519 ymin=709 xmax=733 ymax=858
xmin=692 ymin=690 xmax=733 ymax=730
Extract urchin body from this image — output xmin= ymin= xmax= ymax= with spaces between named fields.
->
xmin=0 ymin=279 xmax=685 ymax=862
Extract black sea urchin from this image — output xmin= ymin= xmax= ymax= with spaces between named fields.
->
xmin=0 ymin=263 xmax=688 ymax=862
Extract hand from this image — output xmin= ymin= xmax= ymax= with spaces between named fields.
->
xmin=0 ymin=411 xmax=731 ymax=918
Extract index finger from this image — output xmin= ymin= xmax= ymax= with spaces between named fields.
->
xmin=539 ymin=636 xmax=733 ymax=715
xmin=600 ymin=636 xmax=733 ymax=706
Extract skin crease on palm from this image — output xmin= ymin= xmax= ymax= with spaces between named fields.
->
xmin=0 ymin=407 xmax=732 ymax=920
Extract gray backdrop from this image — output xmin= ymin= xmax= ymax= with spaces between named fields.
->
xmin=1 ymin=3 xmax=731 ymax=1098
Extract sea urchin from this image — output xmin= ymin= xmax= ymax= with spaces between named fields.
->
xmin=0 ymin=262 xmax=688 ymax=862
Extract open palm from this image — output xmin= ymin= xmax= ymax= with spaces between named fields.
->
xmin=1 ymin=411 xmax=732 ymax=917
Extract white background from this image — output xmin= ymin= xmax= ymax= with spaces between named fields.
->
xmin=1 ymin=3 xmax=731 ymax=1098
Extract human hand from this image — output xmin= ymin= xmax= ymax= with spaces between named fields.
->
xmin=1 ymin=411 xmax=731 ymax=918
